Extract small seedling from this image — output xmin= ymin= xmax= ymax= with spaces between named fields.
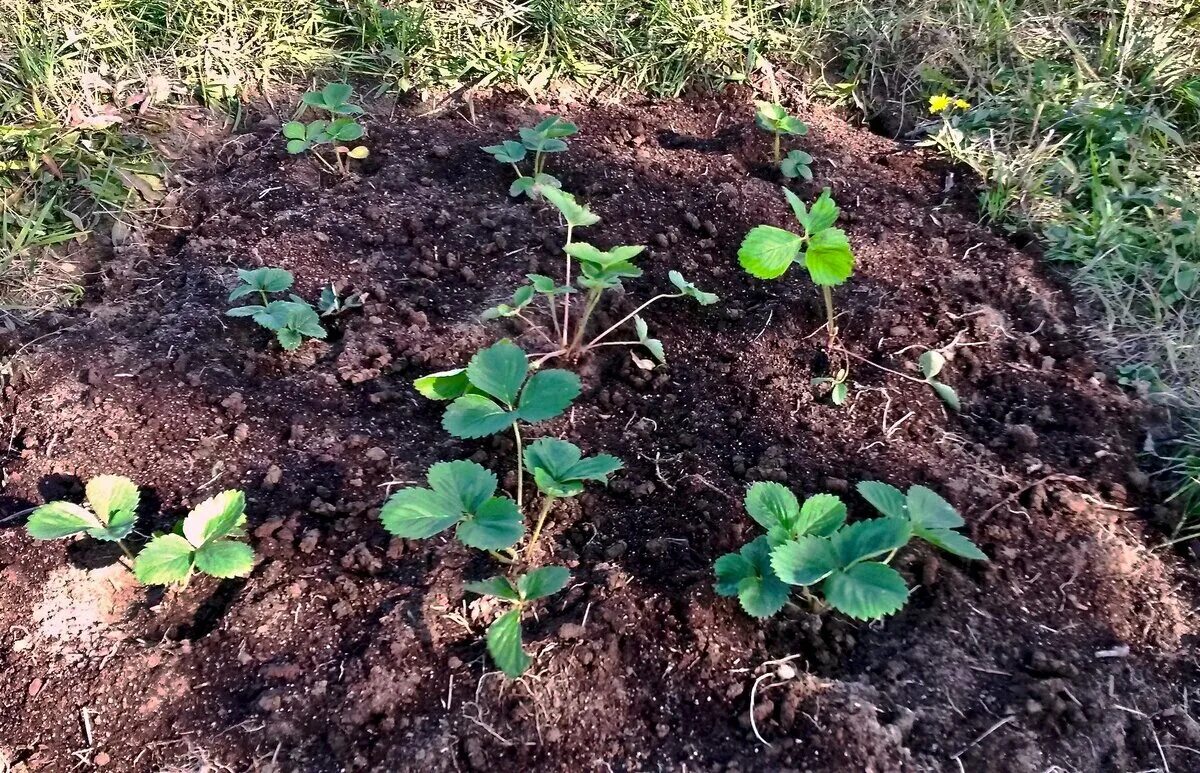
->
xmin=26 ymin=475 xmax=140 ymax=558
xmin=484 ymin=187 xmax=717 ymax=364
xmin=133 ymin=490 xmax=256 ymax=586
xmin=465 ymin=566 xmax=570 ymax=678
xmin=715 ymin=480 xmax=984 ymax=620
xmin=481 ymin=116 xmax=577 ymax=198
xmin=229 ymin=268 xmax=294 ymax=306
xmin=738 ymin=187 xmax=854 ymax=345
xmin=228 ymin=297 xmax=328 ymax=351
xmin=811 ymin=367 xmax=850 ymax=405
xmin=755 ymin=101 xmax=808 ymax=164
xmin=919 ymin=350 xmax=960 ymax=411
xmin=318 ymin=283 xmax=366 ymax=317
xmin=283 ymin=83 xmax=369 ymax=174
xmin=523 ymin=437 xmax=622 ymax=553
xmin=780 ymin=149 xmax=813 ymax=181
xmin=381 ymin=461 xmax=524 ymax=550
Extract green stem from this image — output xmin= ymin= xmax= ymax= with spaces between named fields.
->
xmin=822 ymin=285 xmax=837 ymax=345
xmin=534 ymin=150 xmax=544 ymax=177
xmin=259 ymin=290 xmax=269 ymax=306
xmin=583 ymin=293 xmax=682 ymax=350
xmin=525 ymin=496 xmax=557 ymax=555
xmin=513 ymin=422 xmax=525 ymax=510
xmin=567 ymin=289 xmax=602 ymax=355
xmin=774 ymin=132 xmax=781 ymax=164
xmin=560 ymin=224 xmax=575 ymax=346
xmin=545 ymin=293 xmax=562 ymax=340
xmin=489 ymin=549 xmax=515 ymax=565
xmin=511 ymin=162 xmax=523 ymax=179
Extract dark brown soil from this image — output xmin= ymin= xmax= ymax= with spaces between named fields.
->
xmin=2 ymin=91 xmax=1198 ymax=772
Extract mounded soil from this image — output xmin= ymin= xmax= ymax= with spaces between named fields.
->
xmin=2 ymin=91 xmax=1198 ymax=772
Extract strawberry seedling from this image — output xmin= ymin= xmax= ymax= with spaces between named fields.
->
xmin=465 ymin=566 xmax=570 ymax=678
xmin=229 ymin=267 xmax=294 ymax=306
xmin=811 ymin=367 xmax=850 ymax=405
xmin=282 ymin=83 xmax=369 ymax=174
xmin=482 ymin=116 xmax=577 ymax=198
xmin=380 ymin=461 xmax=524 ymax=550
xmin=715 ymin=480 xmax=984 ymax=620
xmin=26 ymin=474 xmax=141 ymax=558
xmin=133 ymin=490 xmax=256 ymax=586
xmin=228 ymin=297 xmax=328 ymax=351
xmin=523 ymin=438 xmax=622 ymax=553
xmin=780 ymin=149 xmax=813 ymax=181
xmin=755 ymin=101 xmax=808 ymax=164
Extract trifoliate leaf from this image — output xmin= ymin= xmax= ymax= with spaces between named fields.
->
xmin=482 ymin=140 xmax=527 ymax=164
xmin=413 ymin=368 xmax=471 ymax=400
xmin=778 ymin=116 xmax=808 ymax=136
xmin=905 ymin=485 xmax=964 ymax=529
xmin=443 ymin=394 xmax=518 ymax=438
xmin=510 ymin=176 xmax=536 ymax=198
xmin=930 ymin=380 xmax=961 ymax=412
xmin=238 ymin=267 xmax=294 ymax=294
xmin=379 ymin=487 xmax=463 ymax=538
xmin=919 ymin=350 xmax=945 ymax=379
xmin=518 ymin=565 xmax=570 ymax=600
xmin=467 ymin=341 xmax=528 ymax=406
xmin=465 ymin=575 xmax=521 ymax=602
xmin=830 ymin=517 xmax=911 ymax=566
xmin=668 ymin=271 xmax=719 ymax=305
xmin=781 ymin=151 xmax=813 ymax=180
xmin=806 ymin=188 xmax=840 ymax=233
xmin=822 ymin=562 xmax=909 ymax=620
xmin=26 ymin=501 xmax=100 ymax=540
xmin=795 ymin=493 xmax=847 ymax=537
xmin=916 ymin=527 xmax=986 ymax=560
xmin=531 ymin=467 xmax=584 ymax=497
xmin=487 ymin=609 xmax=530 ymax=678
xmin=771 ymin=535 xmax=840 ymax=586
xmin=518 ymin=128 xmax=568 ymax=154
xmin=457 ymin=496 xmax=525 ymax=550
xmin=183 ymin=490 xmax=247 ymax=548
xmin=738 ymin=225 xmax=802 ymax=279
xmin=516 ymin=369 xmax=580 ymax=422
xmin=226 ymin=304 xmax=268 ymax=318
xmin=714 ymin=536 xmax=790 ymax=618
xmin=533 ymin=116 xmax=578 ymax=139
xmin=193 ymin=540 xmax=255 ymax=578
xmin=527 ymin=274 xmax=574 ymax=295
xmin=286 ymin=139 xmax=309 ymax=154
xmin=276 ymin=328 xmax=303 ymax=351
xmin=134 ymin=534 xmax=196 ymax=585
xmin=744 ymin=482 xmax=800 ymax=531
xmin=524 ymin=438 xmax=622 ymax=497
xmin=540 ymin=188 xmax=600 ymax=228
xmin=856 ymin=481 xmax=908 ymax=519
xmin=803 ymin=227 xmax=855 ymax=286
xmin=532 ymin=173 xmax=562 ymax=192
xmin=634 ymin=316 xmax=666 ymax=363
xmin=831 ymin=381 xmax=848 ymax=404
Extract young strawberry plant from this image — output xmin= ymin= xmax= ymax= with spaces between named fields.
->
xmin=715 ymin=480 xmax=984 ymax=620
xmin=465 ymin=566 xmax=570 ymax=678
xmin=26 ymin=474 xmax=141 ymax=559
xmin=282 ymin=82 xmax=369 ymax=174
xmin=227 ymin=267 xmax=328 ymax=351
xmin=133 ymin=490 xmax=256 ymax=587
xmin=482 ymin=116 xmax=577 ymax=198
xmin=523 ymin=438 xmax=622 ymax=553
xmin=484 ymin=188 xmax=718 ymax=365
xmin=811 ymin=367 xmax=850 ymax=406
xmin=755 ymin=101 xmax=808 ymax=164
xmin=780 ymin=149 xmax=813 ymax=181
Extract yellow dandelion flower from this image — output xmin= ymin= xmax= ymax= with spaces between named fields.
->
xmin=929 ymin=94 xmax=953 ymax=114
xmin=954 ymin=98 xmax=971 ymax=110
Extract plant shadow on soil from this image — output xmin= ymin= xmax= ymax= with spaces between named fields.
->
xmin=0 ymin=91 xmax=1198 ymax=772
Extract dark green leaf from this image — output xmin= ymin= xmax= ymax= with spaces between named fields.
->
xmin=482 ymin=140 xmax=527 ymax=164
xmin=830 ymin=518 xmax=911 ymax=565
xmin=743 ymin=482 xmax=799 ymax=531
xmin=443 ymin=394 xmax=517 ymax=438
xmin=668 ymin=270 xmax=718 ymax=304
xmin=516 ymin=369 xmax=580 ymax=422
xmin=465 ymin=575 xmax=521 ymax=602
xmin=771 ymin=535 xmax=840 ymax=586
xmin=822 ymin=562 xmax=909 ymax=620
xmin=428 ymin=460 xmax=497 ymax=512
xmin=457 ymin=496 xmax=524 ymax=550
xmin=487 ymin=609 xmax=530 ymax=678
xmin=467 ymin=341 xmax=528 ymax=406
xmin=379 ymin=487 xmax=462 ymax=538
xmin=930 ymin=380 xmax=961 ymax=411
xmin=916 ymin=527 xmax=986 ymax=560
xmin=795 ymin=493 xmax=847 ymax=537
xmin=715 ymin=536 xmax=790 ymax=618
xmin=518 ymin=565 xmax=570 ymax=600
xmin=26 ymin=501 xmax=99 ymax=540
xmin=510 ymin=176 xmax=535 ymax=198
xmin=856 ymin=481 xmax=908 ymax=519
xmin=905 ymin=485 xmax=964 ymax=528
xmin=194 ymin=540 xmax=255 ymax=578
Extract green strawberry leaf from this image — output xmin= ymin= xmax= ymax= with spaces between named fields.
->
xmin=183 ymin=490 xmax=247 ymax=548
xmin=282 ymin=122 xmax=307 ymax=140
xmin=743 ymin=482 xmax=800 ymax=531
xmin=516 ymin=369 xmax=580 ymax=422
xmin=465 ymin=575 xmax=521 ymax=602
xmin=905 ymin=485 xmax=964 ymax=529
xmin=524 ymin=438 xmax=621 ymax=497
xmin=805 ymin=188 xmax=840 ymax=233
xmin=533 ymin=117 xmax=578 ymax=138
xmin=443 ymin=394 xmax=518 ymax=438
xmin=286 ymin=138 xmax=309 ymax=154
xmin=26 ymin=501 xmax=100 ymax=540
xmin=380 ymin=487 xmax=463 ymax=538
xmin=87 ymin=474 xmax=138 ymax=523
xmin=795 ymin=493 xmax=847 ymax=537
xmin=714 ymin=536 xmax=790 ymax=618
xmin=916 ymin=527 xmax=987 ymax=560
xmin=487 ymin=608 xmax=531 ymax=678
xmin=822 ymin=562 xmax=909 ymax=620
xmin=540 ymin=188 xmax=600 ymax=227
xmin=456 ymin=496 xmax=524 ymax=550
xmin=510 ymin=176 xmax=536 ymax=198
xmin=771 ymin=535 xmax=840 ymax=586
xmin=518 ymin=565 xmax=570 ymax=600
xmin=427 ymin=460 xmax=497 ymax=512
xmin=467 ymin=341 xmax=528 ymax=406
xmin=414 ymin=368 xmax=471 ymax=400
xmin=668 ymin=270 xmax=718 ymax=305
xmin=830 ymin=517 xmax=911 ymax=565
xmin=803 ymin=227 xmax=855 ymax=286
xmin=482 ymin=140 xmax=527 ymax=164
xmin=134 ymin=534 xmax=196 ymax=585
xmin=194 ymin=540 xmax=255 ymax=578
xmin=856 ymin=481 xmax=908 ymax=519
xmin=738 ymin=225 xmax=802 ymax=279
xmin=919 ymin=350 xmax=945 ymax=379
xmin=930 ymin=380 xmax=961 ymax=411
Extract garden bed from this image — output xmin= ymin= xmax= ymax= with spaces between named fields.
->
xmin=1 ymin=92 xmax=1196 ymax=771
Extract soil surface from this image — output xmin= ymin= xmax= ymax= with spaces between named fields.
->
xmin=2 ymin=91 xmax=1198 ymax=772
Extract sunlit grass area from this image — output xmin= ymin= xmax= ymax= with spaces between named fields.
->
xmin=0 ymin=0 xmax=1197 ymax=515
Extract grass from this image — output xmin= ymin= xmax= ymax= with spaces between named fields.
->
xmin=0 ymin=0 xmax=1197 ymax=522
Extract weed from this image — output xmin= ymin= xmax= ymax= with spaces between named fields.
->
xmin=755 ymin=101 xmax=808 ymax=164
xmin=482 ymin=116 xmax=577 ymax=198
xmin=134 ymin=490 xmax=255 ymax=586
xmin=26 ymin=474 xmax=140 ymax=558
xmin=716 ymin=480 xmax=983 ymax=620
xmin=465 ymin=566 xmax=570 ymax=678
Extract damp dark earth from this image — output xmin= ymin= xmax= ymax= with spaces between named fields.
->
xmin=2 ymin=92 xmax=1197 ymax=771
